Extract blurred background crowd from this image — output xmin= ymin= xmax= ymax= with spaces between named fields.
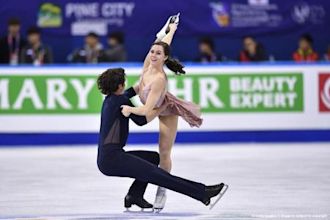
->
xmin=1 ymin=0 xmax=330 ymax=65
xmin=0 ymin=17 xmax=329 ymax=65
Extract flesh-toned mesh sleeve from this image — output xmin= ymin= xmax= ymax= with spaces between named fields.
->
xmin=103 ymin=118 xmax=120 ymax=145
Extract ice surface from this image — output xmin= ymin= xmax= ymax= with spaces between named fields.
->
xmin=0 ymin=143 xmax=330 ymax=219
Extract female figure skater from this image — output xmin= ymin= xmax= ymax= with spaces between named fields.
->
xmin=121 ymin=14 xmax=202 ymax=211
xmin=96 ymin=68 xmax=227 ymax=211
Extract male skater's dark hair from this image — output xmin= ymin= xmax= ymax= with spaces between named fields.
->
xmin=97 ymin=68 xmax=125 ymax=95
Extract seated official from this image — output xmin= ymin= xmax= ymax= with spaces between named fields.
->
xmin=20 ymin=27 xmax=53 ymax=65
xmin=69 ymin=32 xmax=106 ymax=63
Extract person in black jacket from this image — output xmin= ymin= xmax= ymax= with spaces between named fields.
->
xmin=103 ymin=32 xmax=127 ymax=62
xmin=20 ymin=26 xmax=53 ymax=65
xmin=239 ymin=36 xmax=267 ymax=62
xmin=0 ymin=18 xmax=26 ymax=64
xmin=69 ymin=32 xmax=106 ymax=63
xmin=96 ymin=68 xmax=228 ymax=211
xmin=196 ymin=37 xmax=222 ymax=63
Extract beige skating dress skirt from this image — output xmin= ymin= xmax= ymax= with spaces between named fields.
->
xmin=138 ymin=78 xmax=203 ymax=127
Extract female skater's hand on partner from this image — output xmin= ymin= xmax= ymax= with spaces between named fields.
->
xmin=121 ymin=105 xmax=131 ymax=117
xmin=121 ymin=103 xmax=168 ymax=119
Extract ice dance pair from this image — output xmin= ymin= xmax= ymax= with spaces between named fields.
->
xmin=96 ymin=68 xmax=228 ymax=212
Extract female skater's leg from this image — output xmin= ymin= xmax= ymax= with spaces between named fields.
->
xmin=158 ymin=115 xmax=178 ymax=172
xmin=154 ymin=115 xmax=178 ymax=211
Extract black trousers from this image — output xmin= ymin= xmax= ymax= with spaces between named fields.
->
xmin=97 ymin=146 xmax=206 ymax=202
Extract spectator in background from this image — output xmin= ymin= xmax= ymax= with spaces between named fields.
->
xmin=104 ymin=32 xmax=127 ymax=62
xmin=196 ymin=37 xmax=222 ymax=63
xmin=325 ymin=45 xmax=330 ymax=61
xmin=239 ymin=36 xmax=267 ymax=62
xmin=69 ymin=32 xmax=105 ymax=63
xmin=293 ymin=34 xmax=318 ymax=62
xmin=20 ymin=27 xmax=53 ymax=65
xmin=0 ymin=18 xmax=26 ymax=65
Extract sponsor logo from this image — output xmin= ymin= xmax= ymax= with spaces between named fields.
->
xmin=37 ymin=3 xmax=62 ymax=28
xmin=291 ymin=2 xmax=310 ymax=24
xmin=291 ymin=2 xmax=325 ymax=24
xmin=228 ymin=74 xmax=302 ymax=111
xmin=65 ymin=2 xmax=135 ymax=36
xmin=211 ymin=1 xmax=282 ymax=28
xmin=209 ymin=2 xmax=230 ymax=27
xmin=248 ymin=0 xmax=269 ymax=6
xmin=319 ymin=74 xmax=330 ymax=112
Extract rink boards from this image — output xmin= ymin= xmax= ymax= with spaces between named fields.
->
xmin=0 ymin=63 xmax=330 ymax=144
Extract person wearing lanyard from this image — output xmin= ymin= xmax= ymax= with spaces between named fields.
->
xmin=0 ymin=18 xmax=26 ymax=65
xmin=20 ymin=26 xmax=53 ymax=65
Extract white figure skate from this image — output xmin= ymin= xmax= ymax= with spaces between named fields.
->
xmin=156 ymin=13 xmax=180 ymax=40
xmin=153 ymin=186 xmax=167 ymax=213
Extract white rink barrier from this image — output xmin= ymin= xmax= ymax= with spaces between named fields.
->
xmin=0 ymin=63 xmax=330 ymax=144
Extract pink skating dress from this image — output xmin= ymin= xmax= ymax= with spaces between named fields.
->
xmin=138 ymin=73 xmax=203 ymax=127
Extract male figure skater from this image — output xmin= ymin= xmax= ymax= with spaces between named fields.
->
xmin=96 ymin=68 xmax=228 ymax=211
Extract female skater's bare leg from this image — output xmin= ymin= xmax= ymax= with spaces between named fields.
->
xmin=158 ymin=115 xmax=178 ymax=172
xmin=154 ymin=115 xmax=178 ymax=212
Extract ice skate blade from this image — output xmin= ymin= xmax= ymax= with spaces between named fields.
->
xmin=173 ymin=12 xmax=180 ymax=24
xmin=124 ymin=207 xmax=154 ymax=213
xmin=153 ymin=190 xmax=166 ymax=213
xmin=209 ymin=184 xmax=229 ymax=210
xmin=153 ymin=208 xmax=163 ymax=213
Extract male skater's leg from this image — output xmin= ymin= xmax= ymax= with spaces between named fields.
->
xmin=99 ymin=150 xmax=225 ymax=206
xmin=126 ymin=151 xmax=159 ymax=198
xmin=116 ymin=152 xmax=207 ymax=203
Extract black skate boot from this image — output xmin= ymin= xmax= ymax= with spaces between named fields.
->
xmin=202 ymin=183 xmax=228 ymax=209
xmin=124 ymin=194 xmax=153 ymax=211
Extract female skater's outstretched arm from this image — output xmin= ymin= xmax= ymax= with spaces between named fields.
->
xmin=142 ymin=15 xmax=179 ymax=72
xmin=122 ymin=23 xmax=178 ymax=117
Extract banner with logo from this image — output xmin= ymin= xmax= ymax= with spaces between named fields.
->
xmin=0 ymin=73 xmax=303 ymax=114
xmin=0 ymin=64 xmax=329 ymax=134
xmin=319 ymin=73 xmax=330 ymax=112
xmin=0 ymin=0 xmax=329 ymax=62
xmin=1 ymin=0 xmax=328 ymax=36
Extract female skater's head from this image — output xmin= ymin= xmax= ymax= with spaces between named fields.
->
xmin=149 ymin=42 xmax=185 ymax=75
xmin=97 ymin=68 xmax=126 ymax=95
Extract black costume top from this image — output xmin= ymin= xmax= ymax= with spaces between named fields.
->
xmin=98 ymin=87 xmax=147 ymax=149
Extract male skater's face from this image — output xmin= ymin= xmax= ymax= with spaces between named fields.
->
xmin=110 ymin=69 xmax=126 ymax=95
xmin=117 ymin=82 xmax=125 ymax=94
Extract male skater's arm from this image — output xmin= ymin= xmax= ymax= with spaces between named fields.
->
xmin=127 ymin=100 xmax=166 ymax=126
xmin=124 ymin=85 xmax=139 ymax=99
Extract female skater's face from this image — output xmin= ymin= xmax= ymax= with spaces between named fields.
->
xmin=149 ymin=45 xmax=167 ymax=66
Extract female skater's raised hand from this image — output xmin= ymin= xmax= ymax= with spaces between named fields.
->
xmin=143 ymin=14 xmax=180 ymax=71
xmin=168 ymin=23 xmax=178 ymax=33
xmin=156 ymin=13 xmax=180 ymax=41
xmin=161 ymin=23 xmax=178 ymax=46
xmin=156 ymin=16 xmax=172 ymax=40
